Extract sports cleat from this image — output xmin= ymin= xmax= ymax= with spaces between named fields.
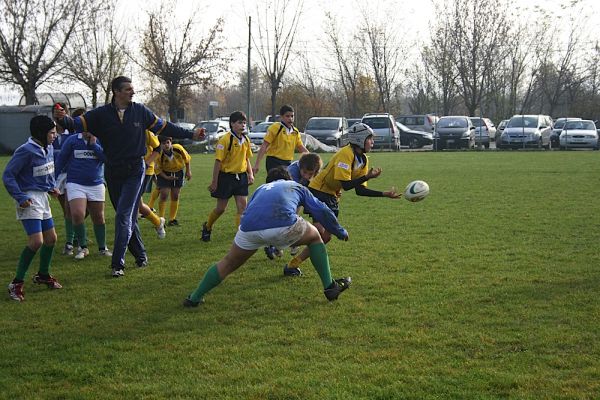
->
xmin=201 ymin=222 xmax=211 ymax=242
xmin=183 ymin=296 xmax=204 ymax=308
xmin=264 ymin=246 xmax=276 ymax=260
xmin=167 ymin=219 xmax=179 ymax=227
xmin=32 ymin=274 xmax=63 ymax=289
xmin=111 ymin=267 xmax=125 ymax=278
xmin=62 ymin=243 xmax=74 ymax=256
xmin=8 ymin=281 xmax=25 ymax=301
xmin=283 ymin=264 xmax=302 ymax=277
xmin=136 ymin=260 xmax=148 ymax=268
xmin=74 ymin=247 xmax=89 ymax=260
xmin=324 ymin=277 xmax=352 ymax=301
xmin=290 ymin=246 xmax=300 ymax=256
xmin=155 ymin=217 xmax=166 ymax=239
xmin=99 ymin=248 xmax=113 ymax=257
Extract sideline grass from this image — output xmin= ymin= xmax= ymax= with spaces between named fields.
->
xmin=1 ymin=151 xmax=599 ymax=399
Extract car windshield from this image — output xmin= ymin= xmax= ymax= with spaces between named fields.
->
xmin=396 ymin=122 xmax=410 ymax=131
xmin=197 ymin=122 xmax=221 ymax=133
xmin=252 ymin=123 xmax=272 ymax=132
xmin=305 ymin=118 xmax=339 ymax=130
xmin=554 ymin=120 xmax=567 ymax=129
xmin=564 ymin=121 xmax=596 ymax=130
xmin=507 ymin=116 xmax=538 ymax=128
xmin=469 ymin=118 xmax=484 ymax=127
xmin=438 ymin=117 xmax=467 ymax=128
xmin=362 ymin=117 xmax=391 ymax=129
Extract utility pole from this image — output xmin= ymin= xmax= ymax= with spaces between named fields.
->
xmin=247 ymin=16 xmax=252 ymax=127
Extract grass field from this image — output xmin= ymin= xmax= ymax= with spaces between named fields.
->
xmin=1 ymin=150 xmax=599 ymax=399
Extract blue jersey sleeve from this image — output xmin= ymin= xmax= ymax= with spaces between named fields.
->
xmin=2 ymin=147 xmax=30 ymax=205
xmin=299 ymin=186 xmax=348 ymax=240
xmin=54 ymin=135 xmax=73 ymax=177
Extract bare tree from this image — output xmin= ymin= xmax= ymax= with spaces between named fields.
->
xmin=0 ymin=0 xmax=93 ymax=104
xmin=139 ymin=2 xmax=225 ymax=122
xmin=252 ymin=0 xmax=303 ymax=119
xmin=63 ymin=4 xmax=127 ymax=107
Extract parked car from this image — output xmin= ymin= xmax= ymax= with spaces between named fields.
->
xmin=304 ymin=117 xmax=348 ymax=147
xmin=396 ymin=122 xmax=433 ymax=148
xmin=360 ymin=113 xmax=401 ymax=151
xmin=550 ymin=117 xmax=581 ymax=149
xmin=397 ymin=114 xmax=439 ymax=133
xmin=559 ymin=119 xmax=599 ymax=150
xmin=434 ymin=116 xmax=475 ymax=150
xmin=195 ymin=120 xmax=229 ymax=144
xmin=248 ymin=121 xmax=274 ymax=146
xmin=497 ymin=115 xmax=553 ymax=149
xmin=495 ymin=119 xmax=509 ymax=142
xmin=469 ymin=117 xmax=496 ymax=148
xmin=347 ymin=118 xmax=361 ymax=128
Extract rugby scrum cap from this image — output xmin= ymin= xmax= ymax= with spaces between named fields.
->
xmin=347 ymin=122 xmax=374 ymax=149
xmin=30 ymin=115 xmax=56 ymax=147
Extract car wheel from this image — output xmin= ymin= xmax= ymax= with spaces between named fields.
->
xmin=537 ymin=138 xmax=543 ymax=149
xmin=484 ymin=143 xmax=489 ymax=149
xmin=409 ymin=137 xmax=419 ymax=149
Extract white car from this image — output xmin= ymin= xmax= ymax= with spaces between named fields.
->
xmin=559 ymin=120 xmax=599 ymax=150
xmin=248 ymin=122 xmax=274 ymax=146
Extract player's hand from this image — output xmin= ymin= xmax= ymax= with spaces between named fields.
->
xmin=19 ymin=199 xmax=32 ymax=208
xmin=248 ymin=174 xmax=255 ymax=185
xmin=185 ymin=171 xmax=192 ymax=181
xmin=252 ymin=165 xmax=259 ymax=174
xmin=48 ymin=188 xmax=60 ymax=197
xmin=193 ymin=127 xmax=206 ymax=141
xmin=88 ymin=134 xmax=97 ymax=145
xmin=53 ymin=104 xmax=66 ymax=120
xmin=208 ymin=182 xmax=217 ymax=193
xmin=384 ymin=186 xmax=401 ymax=199
xmin=366 ymin=167 xmax=382 ymax=179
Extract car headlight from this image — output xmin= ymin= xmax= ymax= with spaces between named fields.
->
xmin=461 ymin=131 xmax=470 ymax=138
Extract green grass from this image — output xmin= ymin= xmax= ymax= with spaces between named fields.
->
xmin=1 ymin=150 xmax=599 ymax=399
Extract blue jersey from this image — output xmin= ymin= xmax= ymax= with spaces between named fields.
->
xmin=240 ymin=180 xmax=347 ymax=240
xmin=54 ymin=133 xmax=106 ymax=186
xmin=52 ymin=129 xmax=74 ymax=161
xmin=3 ymin=138 xmax=56 ymax=205
xmin=287 ymin=160 xmax=309 ymax=186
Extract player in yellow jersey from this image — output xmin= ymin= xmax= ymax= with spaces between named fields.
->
xmin=201 ymin=111 xmax=254 ymax=242
xmin=282 ymin=123 xmax=401 ymax=276
xmin=138 ymin=130 xmax=166 ymax=239
xmin=154 ymin=136 xmax=192 ymax=227
xmin=252 ymin=104 xmax=308 ymax=258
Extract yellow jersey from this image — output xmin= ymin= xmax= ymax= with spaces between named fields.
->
xmin=264 ymin=122 xmax=303 ymax=161
xmin=155 ymin=143 xmax=191 ymax=174
xmin=309 ymin=145 xmax=369 ymax=198
xmin=144 ymin=130 xmax=160 ymax=175
xmin=215 ymin=131 xmax=252 ymax=174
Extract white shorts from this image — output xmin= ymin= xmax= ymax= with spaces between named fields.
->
xmin=15 ymin=191 xmax=52 ymax=220
xmin=66 ymin=182 xmax=106 ymax=202
xmin=56 ymin=172 xmax=68 ymax=195
xmin=234 ymin=217 xmax=309 ymax=250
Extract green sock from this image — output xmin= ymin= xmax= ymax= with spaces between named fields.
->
xmin=65 ymin=218 xmax=74 ymax=243
xmin=38 ymin=244 xmax=54 ymax=276
xmin=93 ymin=224 xmax=107 ymax=250
xmin=15 ymin=246 xmax=37 ymax=281
xmin=73 ymin=223 xmax=87 ymax=248
xmin=308 ymin=243 xmax=333 ymax=289
xmin=189 ymin=264 xmax=222 ymax=302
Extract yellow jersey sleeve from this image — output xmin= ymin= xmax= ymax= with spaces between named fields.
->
xmin=144 ymin=130 xmax=160 ymax=175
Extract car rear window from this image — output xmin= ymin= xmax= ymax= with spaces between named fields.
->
xmin=305 ymin=118 xmax=339 ymax=130
xmin=362 ymin=117 xmax=391 ymax=129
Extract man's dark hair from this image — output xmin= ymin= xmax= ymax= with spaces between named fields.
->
xmin=279 ymin=104 xmax=294 ymax=116
xmin=266 ymin=166 xmax=291 ymax=183
xmin=72 ymin=108 xmax=86 ymax=118
xmin=159 ymin=136 xmax=173 ymax=144
xmin=111 ymin=76 xmax=132 ymax=95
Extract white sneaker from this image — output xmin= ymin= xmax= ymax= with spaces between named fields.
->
xmin=155 ymin=217 xmax=166 ymax=239
xmin=99 ymin=248 xmax=112 ymax=257
xmin=62 ymin=243 xmax=74 ymax=256
xmin=74 ymin=247 xmax=89 ymax=260
xmin=290 ymin=246 xmax=300 ymax=256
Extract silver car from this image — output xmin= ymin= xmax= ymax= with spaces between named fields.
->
xmin=304 ymin=117 xmax=348 ymax=147
xmin=248 ymin=121 xmax=273 ymax=146
xmin=469 ymin=117 xmax=496 ymax=149
xmin=498 ymin=115 xmax=553 ymax=150
xmin=559 ymin=120 xmax=599 ymax=150
xmin=434 ymin=116 xmax=475 ymax=150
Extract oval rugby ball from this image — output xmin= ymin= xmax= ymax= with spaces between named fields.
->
xmin=404 ymin=180 xmax=429 ymax=202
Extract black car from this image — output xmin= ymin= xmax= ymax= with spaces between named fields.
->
xmin=396 ymin=122 xmax=433 ymax=148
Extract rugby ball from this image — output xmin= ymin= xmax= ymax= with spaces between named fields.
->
xmin=404 ymin=180 xmax=429 ymax=202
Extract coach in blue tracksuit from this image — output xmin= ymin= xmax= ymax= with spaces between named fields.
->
xmin=55 ymin=76 xmax=205 ymax=277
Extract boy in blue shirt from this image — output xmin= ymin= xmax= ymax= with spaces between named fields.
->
xmin=3 ymin=116 xmax=63 ymax=301
xmin=184 ymin=166 xmax=351 ymax=308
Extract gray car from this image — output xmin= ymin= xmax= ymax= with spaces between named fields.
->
xmin=498 ymin=115 xmax=553 ymax=149
xmin=434 ymin=116 xmax=475 ymax=150
xmin=304 ymin=117 xmax=348 ymax=147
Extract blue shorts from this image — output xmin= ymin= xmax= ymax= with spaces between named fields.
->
xmin=22 ymin=218 xmax=54 ymax=235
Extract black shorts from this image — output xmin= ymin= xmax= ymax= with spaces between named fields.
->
xmin=157 ymin=170 xmax=184 ymax=188
xmin=266 ymin=156 xmax=291 ymax=173
xmin=211 ymin=171 xmax=249 ymax=199
xmin=308 ymin=188 xmax=339 ymax=217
